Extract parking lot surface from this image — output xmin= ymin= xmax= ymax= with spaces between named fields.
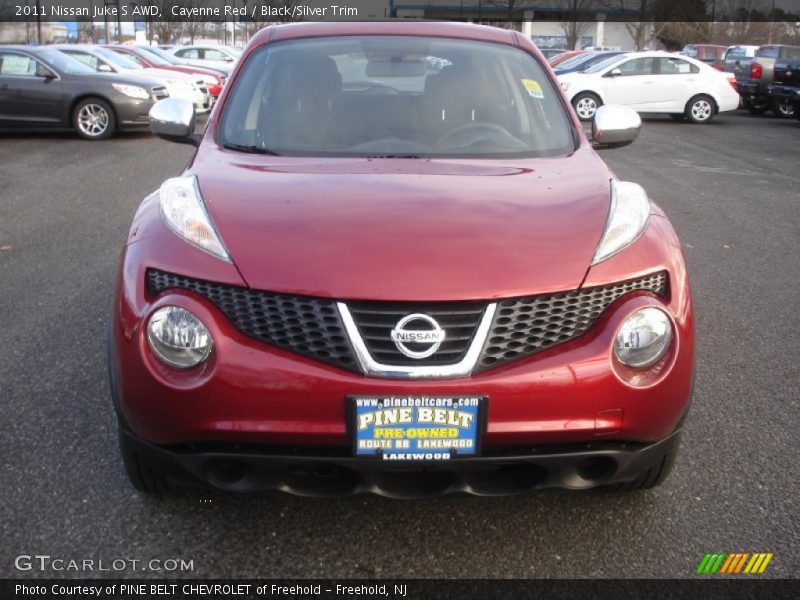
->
xmin=1 ymin=113 xmax=798 ymax=578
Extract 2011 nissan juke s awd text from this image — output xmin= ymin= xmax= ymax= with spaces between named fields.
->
xmin=109 ymin=22 xmax=694 ymax=497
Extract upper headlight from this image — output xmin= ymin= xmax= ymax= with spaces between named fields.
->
xmin=112 ymin=83 xmax=149 ymax=99
xmin=592 ymin=180 xmax=650 ymax=265
xmin=159 ymin=176 xmax=230 ymax=261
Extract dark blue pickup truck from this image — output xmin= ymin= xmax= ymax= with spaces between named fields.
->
xmin=737 ymin=45 xmax=800 ymax=117
xmin=769 ymin=53 xmax=800 ymax=122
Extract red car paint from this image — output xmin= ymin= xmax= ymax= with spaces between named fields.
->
xmin=549 ymin=50 xmax=587 ymax=67
xmin=111 ymin=22 xmax=694 ymax=494
xmin=103 ymin=45 xmax=224 ymax=97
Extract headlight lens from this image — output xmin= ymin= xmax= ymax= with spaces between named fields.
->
xmin=147 ymin=306 xmax=213 ymax=368
xmin=112 ymin=83 xmax=149 ymax=99
xmin=592 ymin=180 xmax=650 ymax=265
xmin=165 ymin=80 xmax=194 ymax=94
xmin=614 ymin=307 xmax=672 ymax=368
xmin=159 ymin=176 xmax=230 ymax=261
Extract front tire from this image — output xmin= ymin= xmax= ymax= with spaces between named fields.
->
xmin=572 ymin=92 xmax=602 ymax=122
xmin=73 ymin=97 xmax=116 ymax=140
xmin=772 ymin=99 xmax=795 ymax=119
xmin=685 ymin=95 xmax=716 ymax=124
xmin=612 ymin=434 xmax=682 ymax=491
xmin=119 ymin=426 xmax=173 ymax=494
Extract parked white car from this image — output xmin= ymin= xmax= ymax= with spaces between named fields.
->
xmin=169 ymin=45 xmax=241 ymax=70
xmin=557 ymin=51 xmax=741 ymax=123
xmin=55 ymin=45 xmax=212 ymax=113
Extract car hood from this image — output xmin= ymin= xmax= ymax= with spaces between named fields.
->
xmin=193 ymin=146 xmax=612 ymax=301
xmin=136 ymin=68 xmax=198 ymax=83
xmin=64 ymin=71 xmax=162 ymax=88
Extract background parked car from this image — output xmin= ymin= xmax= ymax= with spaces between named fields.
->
xmin=736 ymin=45 xmax=800 ymax=116
xmin=169 ymin=45 xmax=240 ymax=70
xmin=682 ymin=44 xmax=727 ymax=70
xmin=548 ymin=50 xmax=585 ymax=67
xmin=104 ymin=45 xmax=225 ymax=101
xmin=0 ymin=46 xmax=165 ymax=139
xmin=723 ymin=45 xmax=759 ymax=76
xmin=768 ymin=52 xmax=800 ymax=120
xmin=553 ymin=50 xmax=626 ymax=75
xmin=55 ymin=45 xmax=212 ymax=113
xmin=538 ymin=48 xmax=567 ymax=60
xmin=557 ymin=51 xmax=740 ymax=123
xmin=135 ymin=45 xmax=229 ymax=89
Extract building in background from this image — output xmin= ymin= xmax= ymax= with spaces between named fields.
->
xmin=0 ymin=22 xmax=69 ymax=44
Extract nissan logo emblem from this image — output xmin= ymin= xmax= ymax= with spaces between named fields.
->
xmin=390 ymin=313 xmax=446 ymax=359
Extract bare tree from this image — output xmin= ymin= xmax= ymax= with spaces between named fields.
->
xmin=559 ymin=0 xmax=599 ymax=49
xmin=178 ymin=0 xmax=210 ymax=44
xmin=657 ymin=21 xmax=713 ymax=49
xmin=484 ymin=0 xmax=538 ymax=21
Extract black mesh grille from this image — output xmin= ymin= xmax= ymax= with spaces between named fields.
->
xmin=147 ymin=269 xmax=667 ymax=375
xmin=347 ymin=302 xmax=486 ymax=366
xmin=477 ymin=272 xmax=668 ymax=371
xmin=147 ymin=270 xmax=357 ymax=371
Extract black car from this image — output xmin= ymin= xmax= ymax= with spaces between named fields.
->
xmin=0 ymin=46 xmax=168 ymax=140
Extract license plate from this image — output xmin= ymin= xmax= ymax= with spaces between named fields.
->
xmin=349 ymin=396 xmax=485 ymax=461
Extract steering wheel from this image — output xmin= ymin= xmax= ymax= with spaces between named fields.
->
xmin=435 ymin=122 xmax=525 ymax=151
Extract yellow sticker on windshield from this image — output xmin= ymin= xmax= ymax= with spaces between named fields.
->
xmin=521 ymin=79 xmax=544 ymax=99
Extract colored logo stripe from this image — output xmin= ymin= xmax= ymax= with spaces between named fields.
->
xmin=697 ymin=552 xmax=773 ymax=574
xmin=697 ymin=553 xmax=726 ymax=574
xmin=744 ymin=553 xmax=773 ymax=574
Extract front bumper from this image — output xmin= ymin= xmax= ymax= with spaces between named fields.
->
xmin=112 ymin=197 xmax=694 ymax=450
xmin=119 ymin=424 xmax=683 ymax=497
xmin=114 ymin=96 xmax=156 ymax=128
xmin=769 ymin=85 xmax=800 ymax=106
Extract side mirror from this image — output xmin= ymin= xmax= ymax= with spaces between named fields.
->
xmin=591 ymin=105 xmax=641 ymax=149
xmin=606 ymin=68 xmax=623 ymax=77
xmin=148 ymin=98 xmax=199 ymax=146
xmin=98 ymin=63 xmax=113 ymax=73
xmin=36 ymin=65 xmax=56 ymax=79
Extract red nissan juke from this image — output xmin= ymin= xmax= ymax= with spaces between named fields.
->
xmin=109 ymin=22 xmax=694 ymax=497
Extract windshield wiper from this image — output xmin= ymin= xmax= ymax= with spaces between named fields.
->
xmin=222 ymin=143 xmax=281 ymax=156
xmin=359 ymin=154 xmax=422 ymax=159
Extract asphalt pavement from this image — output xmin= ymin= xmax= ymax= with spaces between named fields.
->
xmin=1 ymin=112 xmax=798 ymax=579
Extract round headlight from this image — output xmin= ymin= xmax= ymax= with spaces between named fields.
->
xmin=614 ymin=307 xmax=672 ymax=368
xmin=147 ymin=306 xmax=213 ymax=369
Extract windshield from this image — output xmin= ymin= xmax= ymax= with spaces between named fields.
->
xmin=38 ymin=49 xmax=95 ymax=75
xmin=134 ymin=46 xmax=174 ymax=66
xmin=553 ymin=53 xmax=589 ymax=70
xmin=129 ymin=47 xmax=172 ymax=67
xmin=94 ymin=47 xmax=142 ymax=70
xmin=218 ymin=36 xmax=575 ymax=158
xmin=583 ymin=54 xmax=627 ymax=74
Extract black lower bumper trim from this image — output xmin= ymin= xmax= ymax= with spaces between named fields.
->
xmin=121 ymin=429 xmax=682 ymax=498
